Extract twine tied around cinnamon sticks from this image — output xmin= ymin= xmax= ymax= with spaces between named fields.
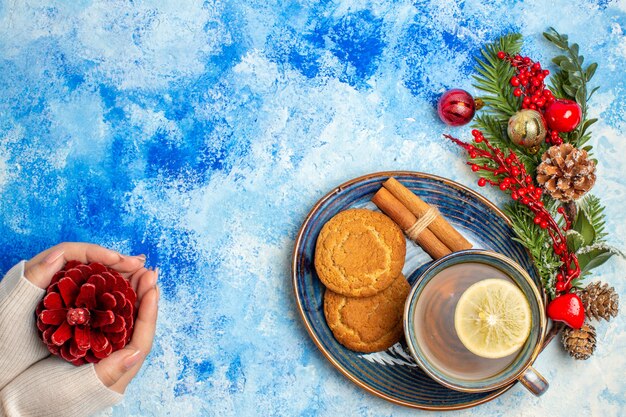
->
xmin=405 ymin=206 xmax=439 ymax=241
xmin=371 ymin=178 xmax=472 ymax=259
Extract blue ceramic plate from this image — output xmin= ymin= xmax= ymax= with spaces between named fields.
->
xmin=292 ymin=171 xmax=550 ymax=410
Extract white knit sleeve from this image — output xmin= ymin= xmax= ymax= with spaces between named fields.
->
xmin=0 ymin=357 xmax=123 ymax=417
xmin=0 ymin=261 xmax=49 ymax=390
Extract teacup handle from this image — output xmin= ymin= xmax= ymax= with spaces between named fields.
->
xmin=518 ymin=365 xmax=549 ymax=396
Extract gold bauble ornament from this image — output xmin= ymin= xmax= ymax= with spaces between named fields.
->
xmin=507 ymin=109 xmax=547 ymax=148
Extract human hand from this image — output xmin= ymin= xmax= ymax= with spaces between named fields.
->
xmin=94 ymin=266 xmax=159 ymax=394
xmin=23 ymin=242 xmax=159 ymax=393
xmin=24 ymin=242 xmax=147 ymax=289
xmin=0 ymin=242 xmax=159 ymax=416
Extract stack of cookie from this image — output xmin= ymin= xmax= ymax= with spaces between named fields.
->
xmin=314 ymin=209 xmax=410 ymax=353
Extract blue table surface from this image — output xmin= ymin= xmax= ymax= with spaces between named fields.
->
xmin=1 ymin=1 xmax=625 ymax=416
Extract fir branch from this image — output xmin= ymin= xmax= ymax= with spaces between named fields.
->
xmin=504 ymin=202 xmax=562 ymax=299
xmin=473 ymin=34 xmax=523 ymax=119
xmin=543 ymin=28 xmax=598 ymax=151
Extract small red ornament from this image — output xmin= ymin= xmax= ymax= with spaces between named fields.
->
xmin=36 ymin=261 xmax=137 ymax=366
xmin=547 ymin=293 xmax=585 ymax=329
xmin=437 ymin=89 xmax=476 ymax=126
xmin=544 ymin=99 xmax=582 ymax=132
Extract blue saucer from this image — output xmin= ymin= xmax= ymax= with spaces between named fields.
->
xmin=292 ymin=171 xmax=546 ymax=410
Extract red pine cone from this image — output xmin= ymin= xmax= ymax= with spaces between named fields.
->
xmin=36 ymin=261 xmax=137 ymax=366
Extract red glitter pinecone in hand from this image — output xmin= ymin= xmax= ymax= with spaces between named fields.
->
xmin=36 ymin=261 xmax=137 ymax=365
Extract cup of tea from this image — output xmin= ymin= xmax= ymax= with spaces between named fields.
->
xmin=404 ymin=249 xmax=548 ymax=396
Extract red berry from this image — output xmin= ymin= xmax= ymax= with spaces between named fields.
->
xmin=497 ymin=51 xmax=506 ymax=59
xmin=478 ymin=178 xmax=487 ymax=187
xmin=475 ymin=136 xmax=483 ymax=143
xmin=555 ymin=282 xmax=565 ymax=292
xmin=513 ymin=88 xmax=522 ymax=97
xmin=510 ymin=77 xmax=520 ymax=87
xmin=521 ymin=197 xmax=530 ymax=205
xmin=543 ymin=69 xmax=550 ymax=76
xmin=471 ymin=164 xmax=480 ymax=172
xmin=557 ymin=207 xmax=565 ymax=214
xmin=469 ymin=151 xmax=478 ymax=159
xmin=540 ymin=221 xmax=548 ymax=229
xmin=534 ymin=216 xmax=542 ymax=224
xmin=471 ymin=129 xmax=481 ymax=137
xmin=556 ymin=273 xmax=564 ymax=282
xmin=499 ymin=182 xmax=509 ymax=191
xmin=510 ymin=167 xmax=520 ymax=176
xmin=511 ymin=191 xmax=519 ymax=200
xmin=525 ymin=177 xmax=532 ymax=184
xmin=553 ymin=137 xmax=563 ymax=145
xmin=523 ymin=57 xmax=531 ymax=64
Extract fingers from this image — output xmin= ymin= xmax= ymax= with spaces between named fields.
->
xmin=94 ymin=348 xmax=144 ymax=390
xmin=96 ymin=278 xmax=159 ymax=394
xmin=24 ymin=243 xmax=146 ymax=289
xmin=136 ymin=269 xmax=159 ymax=301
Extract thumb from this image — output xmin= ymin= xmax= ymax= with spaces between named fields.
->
xmin=24 ymin=248 xmax=66 ymax=288
xmin=94 ymin=347 xmax=143 ymax=390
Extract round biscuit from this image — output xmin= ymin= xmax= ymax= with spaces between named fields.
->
xmin=323 ymin=274 xmax=410 ymax=353
xmin=314 ymin=209 xmax=406 ymax=297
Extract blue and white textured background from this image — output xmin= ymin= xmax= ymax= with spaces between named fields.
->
xmin=0 ymin=1 xmax=625 ymax=416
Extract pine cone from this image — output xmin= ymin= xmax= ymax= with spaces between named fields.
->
xmin=36 ymin=261 xmax=137 ymax=366
xmin=561 ymin=322 xmax=596 ymax=360
xmin=579 ymin=281 xmax=619 ymax=321
xmin=536 ymin=143 xmax=596 ymax=201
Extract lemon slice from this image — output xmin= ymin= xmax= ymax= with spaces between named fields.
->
xmin=454 ymin=278 xmax=532 ymax=359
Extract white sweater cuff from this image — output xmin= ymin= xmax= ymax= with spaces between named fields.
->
xmin=0 ymin=357 xmax=123 ymax=417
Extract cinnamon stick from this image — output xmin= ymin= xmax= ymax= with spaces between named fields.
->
xmin=372 ymin=188 xmax=451 ymax=259
xmin=382 ymin=178 xmax=472 ymax=252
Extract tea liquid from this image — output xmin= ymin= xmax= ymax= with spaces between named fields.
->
xmin=412 ymin=262 xmax=521 ymax=381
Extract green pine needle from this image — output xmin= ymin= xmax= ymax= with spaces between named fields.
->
xmin=504 ymin=202 xmax=561 ymax=299
xmin=473 ymin=34 xmax=523 ymax=119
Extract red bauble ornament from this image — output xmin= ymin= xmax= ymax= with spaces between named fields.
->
xmin=36 ymin=261 xmax=137 ymax=366
xmin=547 ymin=293 xmax=585 ymax=329
xmin=544 ymin=99 xmax=582 ymax=132
xmin=437 ymin=89 xmax=476 ymax=126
